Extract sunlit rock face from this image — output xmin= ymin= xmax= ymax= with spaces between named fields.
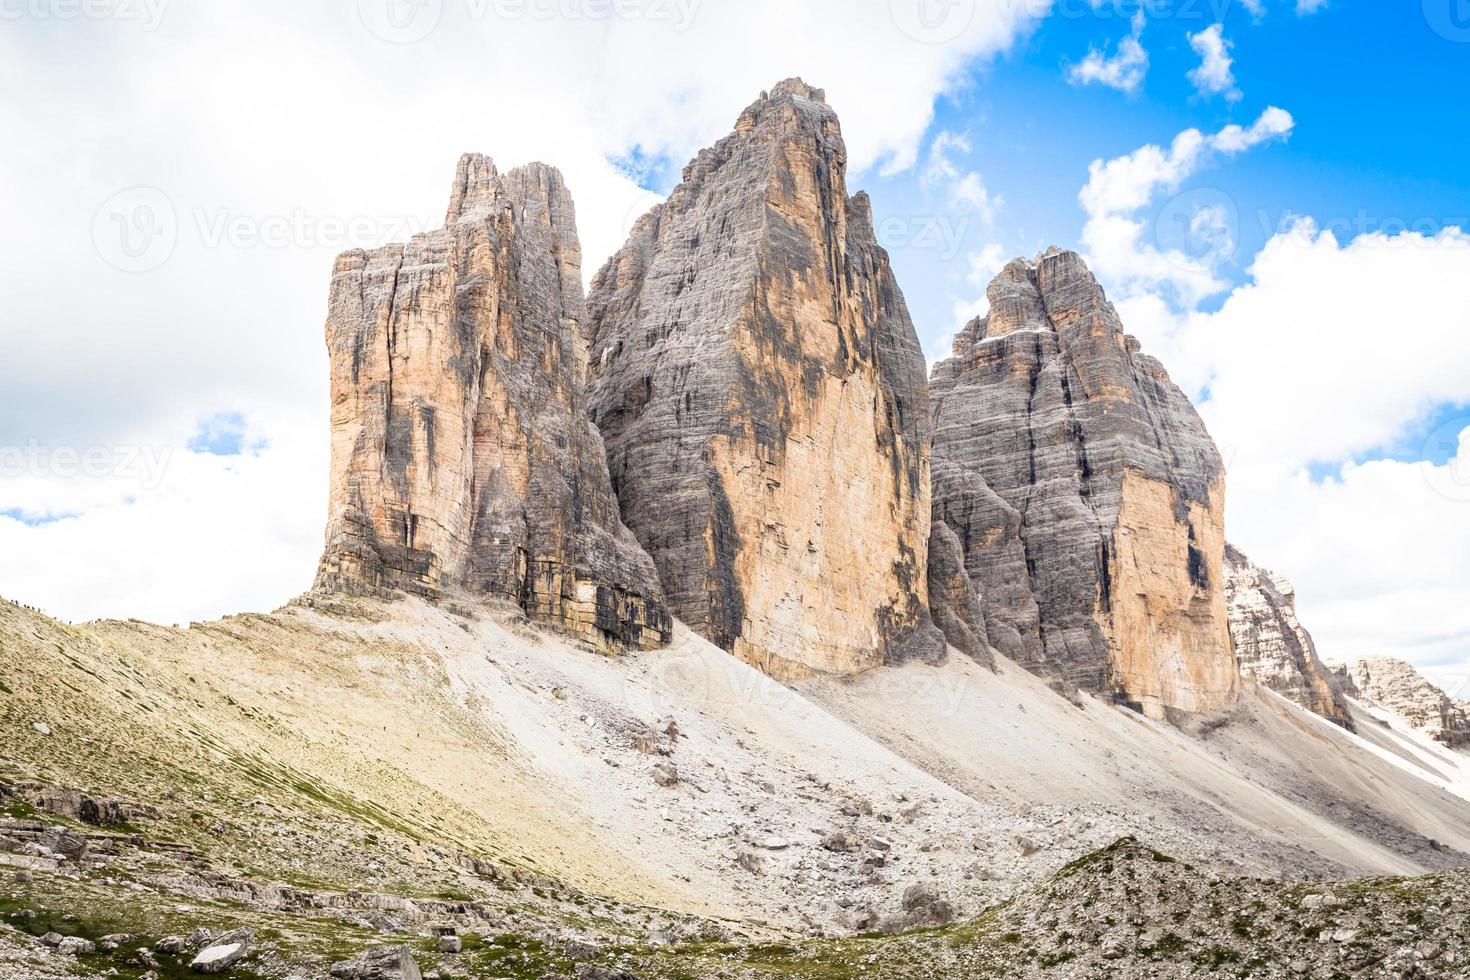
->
xmin=1225 ymin=545 xmax=1354 ymax=730
xmin=930 ymin=250 xmax=1238 ymax=721
xmin=586 ymin=79 xmax=946 ymax=679
xmin=316 ymin=154 xmax=670 ymax=652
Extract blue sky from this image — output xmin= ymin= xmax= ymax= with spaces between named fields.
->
xmin=0 ymin=0 xmax=1467 ymax=692
xmin=866 ymin=1 xmax=1470 ymax=368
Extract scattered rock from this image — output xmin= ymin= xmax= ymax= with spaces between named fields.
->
xmin=329 ymin=944 xmax=423 ymax=980
xmin=57 ymin=936 xmax=95 ymax=956
xmin=189 ymin=927 xmax=253 ymax=974
xmin=820 ymin=832 xmax=861 ymax=853
xmin=563 ymin=939 xmax=599 ymax=961
xmin=735 ymin=852 xmax=765 ymax=875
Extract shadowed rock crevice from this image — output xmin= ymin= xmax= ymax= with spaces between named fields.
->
xmin=315 ymin=155 xmax=670 ymax=652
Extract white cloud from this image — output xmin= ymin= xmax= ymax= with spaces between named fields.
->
xmin=1068 ymin=10 xmax=1149 ymax=95
xmin=0 ymin=1 xmax=1048 ymax=625
xmin=1077 ymin=107 xmax=1294 ymax=306
xmin=923 ymin=131 xmax=1001 ymax=223
xmin=0 ymin=406 xmax=325 ymax=625
xmin=1187 ymin=24 xmax=1241 ymax=102
xmin=1113 ymin=224 xmax=1470 ymax=690
xmin=1237 ymin=0 xmax=1328 ymax=16
xmin=1212 ymin=106 xmax=1295 ymax=153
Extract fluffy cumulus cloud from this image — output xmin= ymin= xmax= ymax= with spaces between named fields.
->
xmin=1078 ymin=107 xmax=1294 ymax=306
xmin=0 ymin=0 xmax=1049 ymax=624
xmin=1067 ymin=9 xmax=1149 ymax=95
xmin=1186 ymin=24 xmax=1240 ymax=102
xmin=923 ymin=131 xmax=1001 ymax=223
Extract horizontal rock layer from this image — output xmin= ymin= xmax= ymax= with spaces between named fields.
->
xmin=930 ymin=250 xmax=1238 ymax=720
xmin=1334 ymin=657 xmax=1470 ymax=749
xmin=1224 ymin=545 xmax=1353 ymax=729
xmin=316 ymin=155 xmax=669 ymax=651
xmin=587 ymin=78 xmax=947 ymax=678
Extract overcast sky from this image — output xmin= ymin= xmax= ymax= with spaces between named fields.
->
xmin=2 ymin=0 xmax=1468 ymax=696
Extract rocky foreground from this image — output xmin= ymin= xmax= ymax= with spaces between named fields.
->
xmin=3 ymin=591 xmax=1470 ymax=979
xmin=3 ymin=836 xmax=1465 ymax=979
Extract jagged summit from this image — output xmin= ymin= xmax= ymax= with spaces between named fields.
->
xmin=444 ymin=151 xmax=505 ymax=223
xmin=765 ymin=76 xmax=826 ymax=102
xmin=316 ymin=154 xmax=669 ymax=651
xmin=586 ymin=80 xmax=950 ymax=678
xmin=930 ymin=248 xmax=1237 ymax=720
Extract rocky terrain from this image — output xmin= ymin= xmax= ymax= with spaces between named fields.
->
xmin=929 ymin=251 xmax=1237 ymax=721
xmin=4 ymin=589 xmax=1470 ymax=977
xmin=4 ymin=76 xmax=1468 ymax=979
xmin=1334 ymin=657 xmax=1470 ymax=750
xmin=317 ymin=154 xmax=669 ymax=653
xmin=1224 ymin=545 xmax=1354 ymax=729
xmin=586 ymin=79 xmax=949 ymax=679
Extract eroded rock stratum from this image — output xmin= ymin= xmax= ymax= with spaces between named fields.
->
xmin=316 ymin=154 xmax=670 ymax=651
xmin=930 ymin=250 xmax=1238 ymax=720
xmin=1225 ymin=544 xmax=1354 ymax=729
xmin=586 ymin=78 xmax=947 ymax=678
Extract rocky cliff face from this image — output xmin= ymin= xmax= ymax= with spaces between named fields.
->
xmin=929 ymin=250 xmax=1238 ymax=720
xmin=316 ymin=154 xmax=670 ymax=651
xmin=1224 ymin=545 xmax=1353 ymax=729
xmin=586 ymin=78 xmax=949 ymax=678
xmin=1334 ymin=658 xmax=1470 ymax=749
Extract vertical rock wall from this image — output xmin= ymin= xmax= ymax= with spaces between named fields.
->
xmin=316 ymin=155 xmax=670 ymax=651
xmin=586 ymin=79 xmax=948 ymax=678
xmin=930 ymin=250 xmax=1238 ymax=720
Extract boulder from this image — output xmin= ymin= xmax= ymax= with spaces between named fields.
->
xmin=329 ymin=944 xmax=423 ymax=980
xmin=189 ymin=927 xmax=253 ymax=974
